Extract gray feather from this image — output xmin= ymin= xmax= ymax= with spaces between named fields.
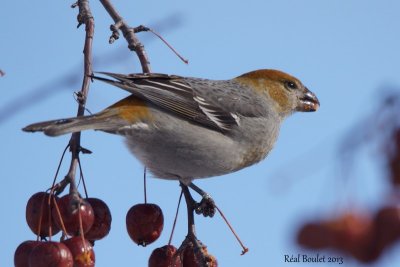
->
xmin=92 ymin=72 xmax=242 ymax=132
xmin=22 ymin=110 xmax=125 ymax=137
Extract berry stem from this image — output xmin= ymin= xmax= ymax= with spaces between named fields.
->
xmin=52 ymin=197 xmax=69 ymax=237
xmin=47 ymin=194 xmax=53 ymax=240
xmin=36 ymin=193 xmax=46 ymax=241
xmin=78 ymin=206 xmax=88 ymax=252
xmin=215 ymin=204 xmax=249 ymax=255
xmin=143 ymin=167 xmax=147 ymax=204
xmin=145 ymin=27 xmax=188 ymax=64
xmin=168 ymin=190 xmax=183 ymax=245
xmin=49 ymin=144 xmax=70 ymax=193
xmin=77 ymin=157 xmax=89 ymax=198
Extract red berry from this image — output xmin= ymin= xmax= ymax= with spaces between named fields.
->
xmin=182 ymin=242 xmax=217 ymax=267
xmin=182 ymin=246 xmax=198 ymax=267
xmin=389 ymin=155 xmax=400 ymax=185
xmin=149 ymin=245 xmax=182 ymax=267
xmin=26 ymin=192 xmax=60 ymax=237
xmin=29 ymin=241 xmax=73 ymax=267
xmin=325 ymin=213 xmax=375 ymax=262
xmin=52 ymin=194 xmax=94 ymax=236
xmin=126 ymin=203 xmax=164 ymax=246
xmin=84 ymin=198 xmax=112 ymax=241
xmin=374 ymin=206 xmax=400 ymax=250
xmin=298 ymin=213 xmax=379 ymax=263
xmin=395 ymin=128 xmax=400 ymax=151
xmin=14 ymin=240 xmax=41 ymax=267
xmin=297 ymin=222 xmax=332 ymax=249
xmin=63 ymin=237 xmax=95 ymax=267
xmin=388 ymin=129 xmax=400 ymax=185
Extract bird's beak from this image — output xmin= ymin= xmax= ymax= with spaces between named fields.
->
xmin=297 ymin=88 xmax=320 ymax=112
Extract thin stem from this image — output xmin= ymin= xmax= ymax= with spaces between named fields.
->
xmin=143 ymin=167 xmax=147 ymax=204
xmin=35 ymin=193 xmax=47 ymax=242
xmin=215 ymin=204 xmax=249 ymax=255
xmin=168 ymin=190 xmax=183 ymax=245
xmin=77 ymin=157 xmax=89 ymax=198
xmin=47 ymin=194 xmax=53 ymax=240
xmin=50 ymin=144 xmax=70 ymax=190
xmin=78 ymin=206 xmax=85 ymax=239
xmin=52 ymin=197 xmax=69 ymax=237
xmin=147 ymin=28 xmax=188 ymax=64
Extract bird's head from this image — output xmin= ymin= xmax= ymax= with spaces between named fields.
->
xmin=235 ymin=69 xmax=320 ymax=116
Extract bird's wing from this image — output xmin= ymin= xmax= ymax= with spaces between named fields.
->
xmin=186 ymin=78 xmax=269 ymax=119
xmin=93 ymin=72 xmax=263 ymax=132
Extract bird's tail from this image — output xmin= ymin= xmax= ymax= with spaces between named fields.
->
xmin=22 ymin=111 xmax=120 ymax=137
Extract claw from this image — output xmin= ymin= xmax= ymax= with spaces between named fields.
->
xmin=194 ymin=196 xmax=216 ymax=217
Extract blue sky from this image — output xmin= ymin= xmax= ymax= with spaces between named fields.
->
xmin=2 ymin=1 xmax=400 ymax=266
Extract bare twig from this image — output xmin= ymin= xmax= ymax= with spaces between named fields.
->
xmin=65 ymin=0 xmax=94 ymax=196
xmin=99 ymin=0 xmax=151 ymax=73
xmin=3 ymin=15 xmax=182 ymax=124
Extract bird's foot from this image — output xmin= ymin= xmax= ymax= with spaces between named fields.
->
xmin=194 ymin=194 xmax=216 ymax=218
xmin=187 ymin=182 xmax=216 ymax=217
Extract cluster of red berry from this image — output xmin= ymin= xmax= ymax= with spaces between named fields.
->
xmin=298 ymin=127 xmax=400 ymax=263
xmin=15 ymin=190 xmax=217 ymax=266
xmin=15 ymin=192 xmax=111 ymax=267
xmin=297 ymin=206 xmax=400 ymax=263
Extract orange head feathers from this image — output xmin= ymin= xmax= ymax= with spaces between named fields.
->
xmin=234 ymin=69 xmax=319 ymax=115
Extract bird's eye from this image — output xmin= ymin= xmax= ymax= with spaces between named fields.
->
xmin=285 ymin=81 xmax=297 ymax=90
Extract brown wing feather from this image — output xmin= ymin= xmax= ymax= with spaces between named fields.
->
xmin=93 ymin=72 xmax=239 ymax=132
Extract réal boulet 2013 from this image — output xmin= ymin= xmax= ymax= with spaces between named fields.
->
xmin=285 ymin=254 xmax=343 ymax=264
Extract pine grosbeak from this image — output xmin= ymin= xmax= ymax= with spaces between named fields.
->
xmin=23 ymin=69 xmax=319 ymax=184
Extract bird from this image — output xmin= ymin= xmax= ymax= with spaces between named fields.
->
xmin=23 ymin=69 xmax=319 ymax=186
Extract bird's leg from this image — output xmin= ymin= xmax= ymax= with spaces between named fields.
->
xmin=189 ymin=182 xmax=216 ymax=218
xmin=178 ymin=182 xmax=210 ymax=265
xmin=180 ymin=183 xmax=197 ymax=237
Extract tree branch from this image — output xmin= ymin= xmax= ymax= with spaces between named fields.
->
xmin=99 ymin=0 xmax=151 ymax=73
xmin=65 ymin=0 xmax=94 ymax=195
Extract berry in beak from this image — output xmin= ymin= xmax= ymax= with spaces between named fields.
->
xmin=297 ymin=88 xmax=320 ymax=112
